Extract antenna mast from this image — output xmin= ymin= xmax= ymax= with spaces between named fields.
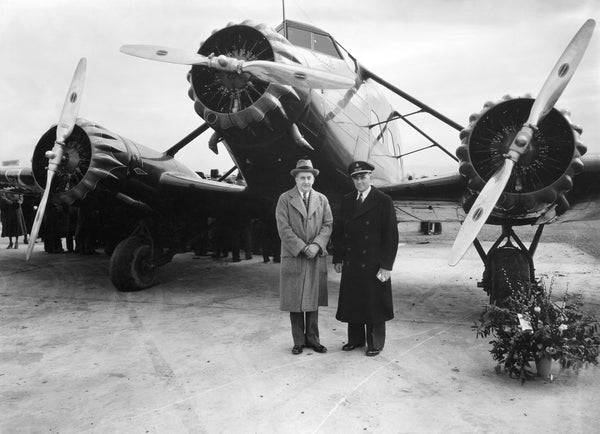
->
xmin=282 ymin=0 xmax=287 ymax=38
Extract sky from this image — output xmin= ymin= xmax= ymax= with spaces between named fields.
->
xmin=1 ymin=0 xmax=599 ymax=176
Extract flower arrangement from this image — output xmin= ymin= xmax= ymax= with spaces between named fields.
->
xmin=473 ymin=279 xmax=600 ymax=383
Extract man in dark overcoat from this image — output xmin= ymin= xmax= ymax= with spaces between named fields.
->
xmin=333 ymin=161 xmax=399 ymax=356
xmin=276 ymin=159 xmax=333 ymax=355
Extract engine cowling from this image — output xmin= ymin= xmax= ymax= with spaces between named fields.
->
xmin=456 ymin=96 xmax=586 ymax=224
xmin=186 ymin=20 xmax=306 ymax=144
xmin=31 ymin=120 xmax=129 ymax=204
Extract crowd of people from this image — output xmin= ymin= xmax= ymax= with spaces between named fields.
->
xmin=0 ymin=193 xmax=100 ymax=255
xmin=197 ymin=214 xmax=281 ymax=264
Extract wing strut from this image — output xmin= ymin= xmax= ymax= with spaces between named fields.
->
xmin=359 ymin=65 xmax=464 ymax=131
xmin=164 ymin=123 xmax=210 ymax=157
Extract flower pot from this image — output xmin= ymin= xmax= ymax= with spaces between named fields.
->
xmin=535 ymin=356 xmax=552 ymax=378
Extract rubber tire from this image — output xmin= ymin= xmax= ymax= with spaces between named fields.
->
xmin=109 ymin=236 xmax=158 ymax=291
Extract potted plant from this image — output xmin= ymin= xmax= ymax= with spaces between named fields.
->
xmin=473 ymin=280 xmax=600 ymax=383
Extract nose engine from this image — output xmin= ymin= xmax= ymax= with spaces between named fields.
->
xmin=456 ymin=97 xmax=586 ymax=223
xmin=31 ymin=121 xmax=128 ymax=204
xmin=187 ymin=21 xmax=304 ymax=143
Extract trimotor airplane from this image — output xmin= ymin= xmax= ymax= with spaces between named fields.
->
xmin=1 ymin=18 xmax=598 ymax=302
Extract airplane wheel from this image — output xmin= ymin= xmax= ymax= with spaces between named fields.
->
xmin=109 ymin=236 xmax=158 ymax=291
xmin=484 ymin=246 xmax=531 ymax=305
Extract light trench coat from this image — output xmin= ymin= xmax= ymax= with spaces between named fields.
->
xmin=276 ymin=187 xmax=333 ymax=312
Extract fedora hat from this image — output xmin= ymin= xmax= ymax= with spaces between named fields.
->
xmin=348 ymin=160 xmax=374 ymax=177
xmin=290 ymin=159 xmax=319 ymax=177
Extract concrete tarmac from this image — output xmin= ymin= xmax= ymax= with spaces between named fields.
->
xmin=1 ymin=223 xmax=600 ymax=433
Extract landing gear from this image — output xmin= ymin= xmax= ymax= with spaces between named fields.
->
xmin=420 ymin=222 xmax=442 ymax=235
xmin=109 ymin=236 xmax=158 ymax=291
xmin=477 ymin=225 xmax=543 ymax=305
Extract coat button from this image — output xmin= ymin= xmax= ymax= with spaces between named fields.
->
xmin=362 ymin=250 xmax=367 ymax=254
xmin=365 ymin=235 xmax=369 ymax=240
xmin=361 ymin=264 xmax=366 ymax=268
xmin=365 ymin=221 xmax=370 ymax=225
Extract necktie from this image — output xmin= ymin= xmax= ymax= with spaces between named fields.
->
xmin=357 ymin=193 xmax=363 ymax=206
xmin=303 ymin=193 xmax=309 ymax=209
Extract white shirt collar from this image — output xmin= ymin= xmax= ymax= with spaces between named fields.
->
xmin=298 ymin=187 xmax=310 ymax=198
xmin=357 ymin=186 xmax=371 ymax=200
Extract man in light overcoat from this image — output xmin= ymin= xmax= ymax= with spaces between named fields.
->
xmin=276 ymin=159 xmax=333 ymax=355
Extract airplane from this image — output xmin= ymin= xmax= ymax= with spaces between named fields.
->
xmin=0 ymin=18 xmax=598 ymax=303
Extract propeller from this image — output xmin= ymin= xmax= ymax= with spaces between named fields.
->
xmin=448 ymin=19 xmax=595 ymax=266
xmin=26 ymin=58 xmax=87 ymax=260
xmin=119 ymin=44 xmax=355 ymax=89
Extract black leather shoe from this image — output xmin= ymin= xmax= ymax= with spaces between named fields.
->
xmin=292 ymin=345 xmax=303 ymax=355
xmin=310 ymin=344 xmax=327 ymax=353
xmin=342 ymin=344 xmax=357 ymax=351
xmin=366 ymin=349 xmax=381 ymax=356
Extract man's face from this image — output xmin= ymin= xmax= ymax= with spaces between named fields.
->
xmin=352 ymin=172 xmax=371 ymax=193
xmin=295 ymin=172 xmax=314 ymax=194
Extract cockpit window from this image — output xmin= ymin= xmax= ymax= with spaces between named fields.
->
xmin=287 ymin=26 xmax=312 ymax=50
xmin=279 ymin=22 xmax=342 ymax=59
xmin=313 ymin=33 xmax=339 ymax=57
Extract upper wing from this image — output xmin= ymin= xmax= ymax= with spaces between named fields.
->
xmin=379 ymin=172 xmax=465 ymax=222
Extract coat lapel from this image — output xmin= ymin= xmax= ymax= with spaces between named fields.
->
xmin=352 ymin=189 xmax=377 ymax=219
xmin=290 ymin=189 xmax=307 ymax=219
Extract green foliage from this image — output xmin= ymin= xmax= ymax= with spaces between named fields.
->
xmin=473 ymin=280 xmax=600 ymax=383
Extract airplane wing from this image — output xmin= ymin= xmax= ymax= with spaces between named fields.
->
xmin=379 ymin=172 xmax=465 ymax=222
xmin=379 ymin=153 xmax=600 ymax=224
xmin=159 ymin=172 xmax=246 ymax=193
xmin=0 ymin=167 xmax=40 ymax=195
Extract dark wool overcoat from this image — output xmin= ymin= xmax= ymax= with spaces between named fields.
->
xmin=276 ymin=187 xmax=333 ymax=312
xmin=332 ymin=187 xmax=399 ymax=324
xmin=0 ymin=198 xmax=24 ymax=238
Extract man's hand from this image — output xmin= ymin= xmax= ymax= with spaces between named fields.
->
xmin=304 ymin=243 xmax=320 ymax=259
xmin=333 ymin=262 xmax=342 ymax=273
xmin=377 ymin=268 xmax=391 ymax=282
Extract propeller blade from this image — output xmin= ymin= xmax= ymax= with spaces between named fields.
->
xmin=448 ymin=159 xmax=515 ymax=266
xmin=527 ymin=19 xmax=595 ymax=126
xmin=25 ymin=164 xmax=58 ymax=260
xmin=56 ymin=58 xmax=87 ymax=143
xmin=120 ymin=44 xmax=210 ymax=66
xmin=120 ymin=44 xmax=355 ymax=89
xmin=448 ymin=19 xmax=596 ymax=266
xmin=27 ymin=58 xmax=87 ymax=260
xmin=242 ymin=60 xmax=356 ymax=89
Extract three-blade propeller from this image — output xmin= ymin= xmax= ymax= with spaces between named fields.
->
xmin=26 ymin=58 xmax=87 ymax=260
xmin=448 ymin=19 xmax=596 ymax=266
xmin=119 ymin=44 xmax=355 ymax=89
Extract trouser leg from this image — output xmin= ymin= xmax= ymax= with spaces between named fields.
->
xmin=305 ymin=310 xmax=320 ymax=347
xmin=290 ymin=312 xmax=306 ymax=346
xmin=366 ymin=322 xmax=386 ymax=350
xmin=347 ymin=323 xmax=366 ymax=347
